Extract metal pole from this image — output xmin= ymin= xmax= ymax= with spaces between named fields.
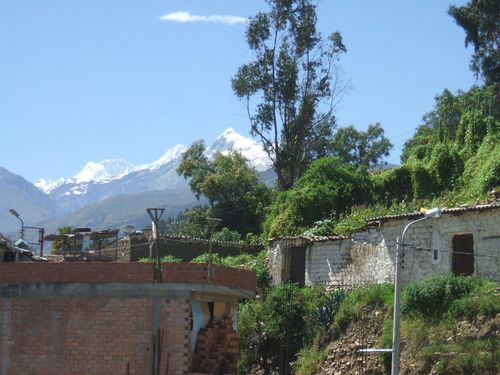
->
xmin=39 ymin=228 xmax=44 ymax=257
xmin=206 ymin=218 xmax=222 ymax=279
xmin=147 ymin=208 xmax=165 ymax=283
xmin=391 ymin=216 xmax=427 ymax=375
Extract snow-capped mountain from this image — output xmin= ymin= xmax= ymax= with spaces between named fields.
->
xmin=34 ymin=128 xmax=272 ymax=213
xmin=35 ymin=145 xmax=188 ymax=194
xmin=206 ymin=127 xmax=270 ymax=172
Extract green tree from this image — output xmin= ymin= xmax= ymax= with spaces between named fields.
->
xmin=265 ymin=156 xmax=372 ymax=237
xmin=177 ymin=141 xmax=273 ymax=235
xmin=330 ymin=123 xmax=392 ymax=167
xmin=232 ymin=0 xmax=347 ymax=190
xmin=449 ymin=0 xmax=500 ymax=85
xmin=161 ymin=207 xmax=211 ymax=238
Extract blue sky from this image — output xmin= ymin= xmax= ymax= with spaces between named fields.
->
xmin=0 ymin=0 xmax=476 ymax=183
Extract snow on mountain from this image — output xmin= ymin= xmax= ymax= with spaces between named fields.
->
xmin=206 ymin=127 xmax=271 ymax=172
xmin=144 ymin=144 xmax=187 ymax=170
xmin=35 ymin=177 xmax=67 ymax=194
xmin=35 ymin=128 xmax=272 ymax=212
xmin=74 ymin=159 xmax=137 ymax=183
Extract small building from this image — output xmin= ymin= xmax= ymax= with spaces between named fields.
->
xmin=45 ymin=227 xmax=120 ymax=261
xmin=0 ymin=237 xmax=47 ymax=262
xmin=269 ymin=203 xmax=500 ymax=288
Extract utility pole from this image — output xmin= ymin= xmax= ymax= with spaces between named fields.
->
xmin=206 ymin=217 xmax=222 ymax=279
xmin=391 ymin=208 xmax=442 ymax=375
xmin=147 ymin=208 xmax=165 ymax=283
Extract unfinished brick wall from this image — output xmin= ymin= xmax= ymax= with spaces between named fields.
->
xmin=0 ymin=262 xmax=256 ymax=290
xmin=0 ymin=263 xmax=256 ymax=375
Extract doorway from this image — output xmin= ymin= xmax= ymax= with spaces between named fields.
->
xmin=289 ymin=247 xmax=306 ymax=286
xmin=452 ymin=234 xmax=474 ymax=276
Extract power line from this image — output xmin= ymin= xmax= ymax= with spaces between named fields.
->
xmin=403 ymin=243 xmax=500 ymax=259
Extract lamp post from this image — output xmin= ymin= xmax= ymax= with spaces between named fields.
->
xmin=391 ymin=207 xmax=442 ymax=375
xmin=147 ymin=208 xmax=165 ymax=283
xmin=9 ymin=209 xmax=24 ymax=239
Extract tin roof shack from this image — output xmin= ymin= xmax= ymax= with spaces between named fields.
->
xmin=45 ymin=228 xmax=119 ymax=261
xmin=269 ymin=203 xmax=500 ymax=288
xmin=0 ymin=262 xmax=256 ymax=375
xmin=0 ymin=237 xmax=47 ymax=262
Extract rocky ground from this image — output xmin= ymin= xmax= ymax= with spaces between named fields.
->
xmin=316 ymin=307 xmax=388 ymax=375
xmin=315 ymin=312 xmax=499 ymax=375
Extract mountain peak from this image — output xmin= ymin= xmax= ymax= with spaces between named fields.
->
xmin=74 ymin=159 xmax=135 ymax=183
xmin=207 ymin=128 xmax=271 ymax=172
xmin=148 ymin=144 xmax=187 ymax=169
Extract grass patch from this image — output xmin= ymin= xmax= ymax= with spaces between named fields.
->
xmin=294 ymin=345 xmax=329 ymax=375
xmin=335 ymin=284 xmax=393 ymax=331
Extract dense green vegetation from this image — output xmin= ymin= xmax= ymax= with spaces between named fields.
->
xmin=269 ymin=84 xmax=500 ymax=238
xmin=238 ymin=275 xmax=499 ymax=375
xmin=176 ymin=140 xmax=272 ymax=236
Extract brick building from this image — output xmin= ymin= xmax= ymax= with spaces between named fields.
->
xmin=0 ymin=262 xmax=255 ymax=375
xmin=269 ymin=203 xmax=500 ymax=288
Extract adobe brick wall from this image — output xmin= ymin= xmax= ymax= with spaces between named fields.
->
xmin=0 ymin=263 xmax=256 ymax=375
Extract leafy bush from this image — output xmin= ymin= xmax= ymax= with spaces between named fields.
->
xmin=190 ymin=251 xmax=271 ymax=295
xmin=265 ymin=157 xmax=372 ymax=237
xmin=447 ymin=279 xmax=499 ymax=320
xmin=372 ymin=165 xmax=413 ymax=204
xmin=401 ymin=274 xmax=482 ymax=318
xmin=138 ymin=255 xmax=182 ymax=263
xmin=238 ymin=284 xmax=341 ymax=374
xmin=190 ymin=252 xmax=224 ymax=264
xmin=212 ymin=227 xmax=242 ymax=242
xmin=335 ymin=284 xmax=393 ymax=330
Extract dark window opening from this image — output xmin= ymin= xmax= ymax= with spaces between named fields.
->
xmin=289 ymin=247 xmax=306 ymax=286
xmin=452 ymin=234 xmax=474 ymax=276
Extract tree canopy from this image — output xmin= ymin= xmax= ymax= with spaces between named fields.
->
xmin=449 ymin=0 xmax=500 ymax=85
xmin=232 ymin=0 xmax=347 ymax=190
xmin=330 ymin=123 xmax=392 ymax=167
xmin=177 ymin=141 xmax=272 ymax=235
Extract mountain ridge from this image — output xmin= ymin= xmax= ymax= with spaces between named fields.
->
xmin=2 ymin=128 xmax=273 ymax=238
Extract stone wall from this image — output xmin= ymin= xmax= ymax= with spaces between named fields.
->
xmin=269 ymin=206 xmax=500 ymax=288
xmin=305 ymin=230 xmax=394 ymax=287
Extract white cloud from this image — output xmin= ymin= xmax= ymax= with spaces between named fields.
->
xmin=159 ymin=11 xmax=247 ymax=25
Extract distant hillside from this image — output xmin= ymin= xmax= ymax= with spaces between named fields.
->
xmin=40 ymin=188 xmax=202 ymax=236
xmin=0 ymin=167 xmax=61 ymax=233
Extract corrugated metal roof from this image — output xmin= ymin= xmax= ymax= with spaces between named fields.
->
xmin=367 ymin=202 xmax=500 ymax=222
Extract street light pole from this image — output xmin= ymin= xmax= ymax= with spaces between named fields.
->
xmin=147 ymin=208 xmax=165 ymax=283
xmin=391 ymin=208 xmax=442 ymax=375
xmin=9 ymin=209 xmax=24 ymax=239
